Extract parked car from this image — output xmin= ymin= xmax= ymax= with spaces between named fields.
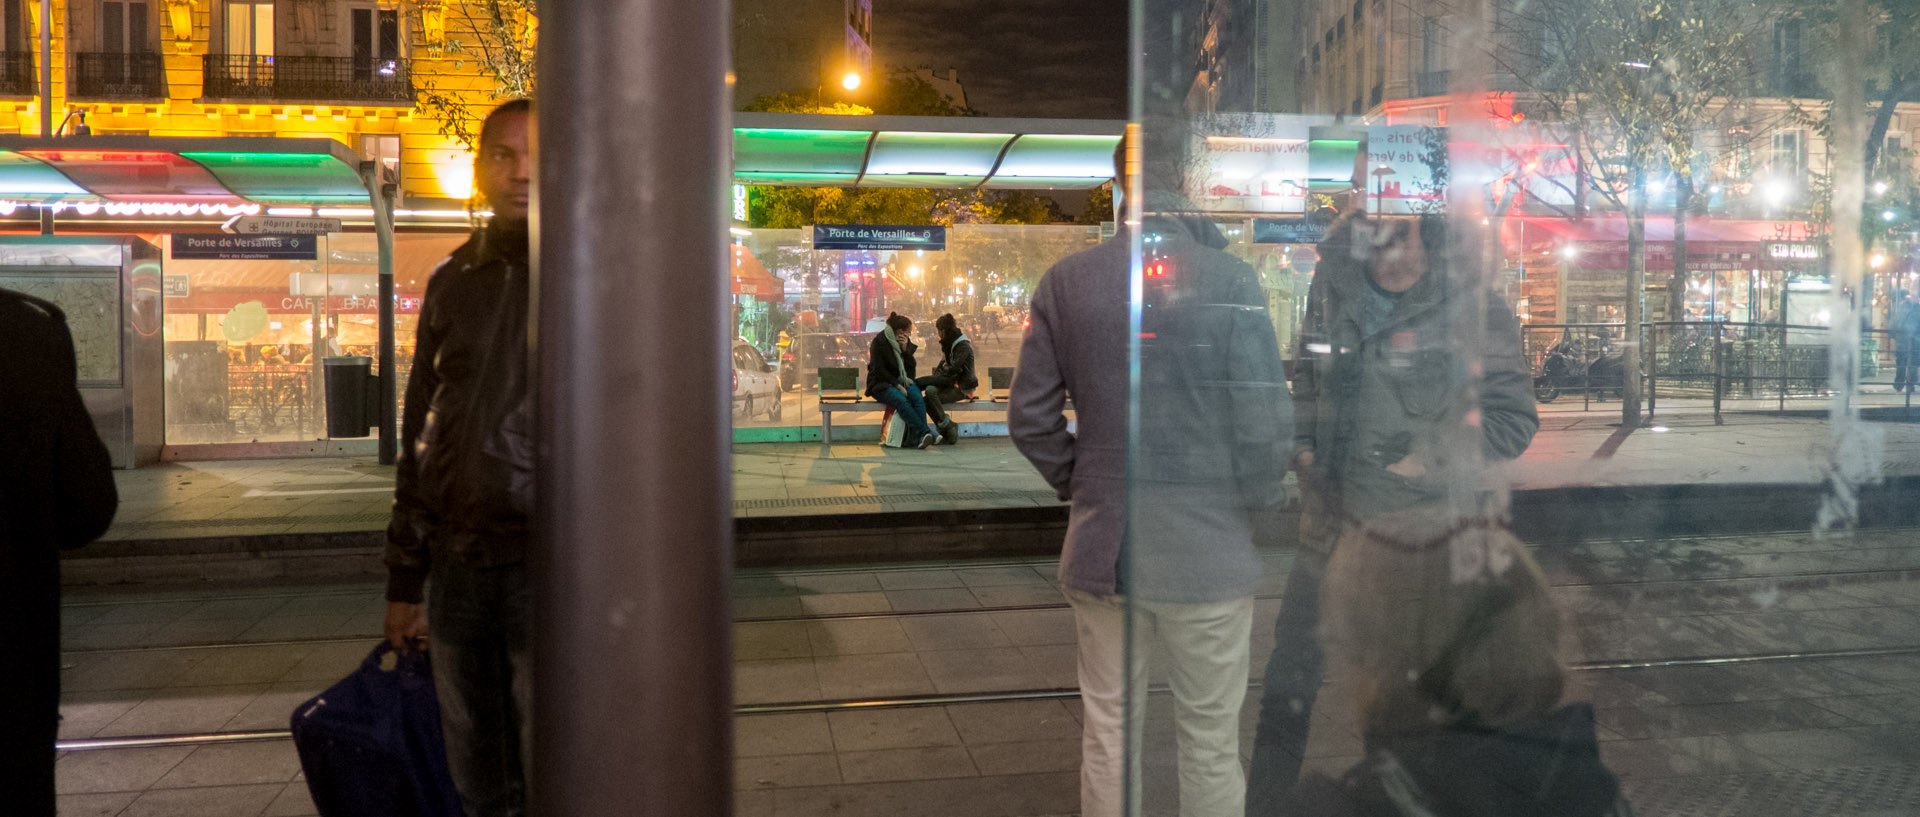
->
xmin=731 ymin=340 xmax=782 ymax=420
xmin=779 ymin=332 xmax=862 ymax=392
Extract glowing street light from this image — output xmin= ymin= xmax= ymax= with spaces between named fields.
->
xmin=1874 ymin=180 xmax=1890 ymax=196
xmin=1871 ymin=253 xmax=1888 ymax=268
xmin=841 ymin=71 xmax=862 ymax=91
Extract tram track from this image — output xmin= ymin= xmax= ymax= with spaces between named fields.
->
xmin=55 ymin=642 xmax=1920 ymax=752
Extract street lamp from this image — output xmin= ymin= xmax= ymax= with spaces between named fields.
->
xmin=1370 ymin=164 xmax=1396 ymax=214
xmin=841 ymin=71 xmax=862 ymax=91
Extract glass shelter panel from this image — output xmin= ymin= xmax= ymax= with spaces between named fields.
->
xmin=1107 ymin=1 xmax=1907 ymax=816
xmin=160 ymin=232 xmax=452 ymax=445
xmin=726 ymin=223 xmax=1099 ymax=436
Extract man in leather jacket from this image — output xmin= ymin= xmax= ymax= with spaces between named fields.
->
xmin=1 ymin=288 xmax=118 ymax=817
xmin=382 ymin=99 xmax=537 ymax=817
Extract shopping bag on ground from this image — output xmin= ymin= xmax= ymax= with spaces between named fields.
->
xmin=291 ymin=642 xmax=464 ymax=817
xmin=879 ymin=405 xmax=906 ymax=447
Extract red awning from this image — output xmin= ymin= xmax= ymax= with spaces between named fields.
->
xmin=1515 ymin=214 xmax=1800 ymax=243
xmin=731 ymin=245 xmax=785 ymax=297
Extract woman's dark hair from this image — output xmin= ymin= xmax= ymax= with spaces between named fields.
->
xmin=935 ymin=313 xmax=961 ymax=352
xmin=886 ymin=313 xmax=913 ymax=332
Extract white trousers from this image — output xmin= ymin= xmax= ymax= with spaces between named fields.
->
xmin=1066 ymin=587 xmax=1254 ymax=817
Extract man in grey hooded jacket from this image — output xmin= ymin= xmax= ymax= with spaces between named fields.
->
xmin=1245 ymin=212 xmax=1539 ymax=815
xmin=1012 ymin=135 xmax=1292 ymax=817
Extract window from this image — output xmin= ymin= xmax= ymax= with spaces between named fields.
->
xmin=1422 ymin=16 xmax=1447 ymax=75
xmin=360 ymin=133 xmax=401 ymax=188
xmin=1772 ymin=18 xmax=1808 ymax=96
xmin=225 ymin=0 xmax=273 ymax=57
xmin=350 ymin=6 xmax=400 ymax=79
xmin=100 ymin=0 xmax=149 ymax=53
xmin=1772 ymin=130 xmax=1804 ymax=180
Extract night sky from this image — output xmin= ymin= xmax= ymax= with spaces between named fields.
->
xmin=877 ymin=0 xmax=1128 ymax=120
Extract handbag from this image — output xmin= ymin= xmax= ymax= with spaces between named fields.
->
xmin=291 ymin=642 xmax=464 ymax=817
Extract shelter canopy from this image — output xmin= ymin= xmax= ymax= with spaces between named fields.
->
xmin=733 ymin=112 xmax=1123 ymax=190
xmin=0 ymin=135 xmax=368 ymax=205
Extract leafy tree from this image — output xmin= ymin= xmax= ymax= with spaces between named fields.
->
xmin=414 ymin=0 xmax=538 ymax=150
xmin=1504 ymin=0 xmax=1767 ymax=426
xmin=1077 ymin=183 xmax=1114 ymax=225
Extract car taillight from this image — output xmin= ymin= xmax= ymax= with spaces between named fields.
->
xmin=782 ymin=351 xmax=794 ymax=361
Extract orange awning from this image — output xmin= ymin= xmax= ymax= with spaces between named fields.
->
xmin=731 ymin=245 xmax=785 ymax=298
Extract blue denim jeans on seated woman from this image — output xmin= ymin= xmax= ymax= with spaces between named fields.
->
xmin=872 ymin=383 xmax=936 ymax=443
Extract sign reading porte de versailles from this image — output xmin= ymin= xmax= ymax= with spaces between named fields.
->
xmin=812 ymin=225 xmax=947 ymax=251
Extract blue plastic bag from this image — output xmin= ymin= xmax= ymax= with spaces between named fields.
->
xmin=291 ymin=642 xmax=464 ymax=817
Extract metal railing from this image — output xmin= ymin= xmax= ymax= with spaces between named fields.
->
xmin=71 ymin=52 xmax=164 ymax=99
xmin=1521 ymin=321 xmax=1917 ymax=421
xmin=0 ymin=53 xmax=33 ymax=96
xmin=202 ymin=54 xmax=415 ymax=103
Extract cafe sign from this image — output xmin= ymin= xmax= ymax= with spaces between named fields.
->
xmin=1768 ymin=242 xmax=1821 ymax=260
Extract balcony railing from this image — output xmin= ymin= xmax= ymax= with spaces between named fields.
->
xmin=0 ymin=53 xmax=33 ymax=96
xmin=72 ymin=52 xmax=164 ymax=100
xmin=203 ymin=54 xmax=415 ymax=103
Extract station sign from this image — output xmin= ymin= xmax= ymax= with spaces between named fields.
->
xmin=221 ymin=215 xmax=344 ymax=235
xmin=813 ymin=225 xmax=946 ymax=252
xmin=1253 ymin=218 xmax=1328 ymax=245
xmin=171 ymin=234 xmax=319 ymax=260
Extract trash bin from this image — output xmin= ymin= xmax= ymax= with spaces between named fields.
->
xmin=324 ymin=356 xmax=374 ymax=438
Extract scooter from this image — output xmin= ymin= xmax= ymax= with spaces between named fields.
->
xmin=1534 ymin=336 xmax=1625 ymax=403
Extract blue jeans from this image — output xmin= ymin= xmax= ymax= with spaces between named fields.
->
xmin=430 ymin=557 xmax=533 ymax=817
xmin=1245 ymin=545 xmax=1328 ymax=816
xmin=872 ymin=384 xmax=935 ymax=443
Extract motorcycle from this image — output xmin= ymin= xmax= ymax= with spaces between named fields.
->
xmin=1534 ymin=335 xmax=1625 ymax=403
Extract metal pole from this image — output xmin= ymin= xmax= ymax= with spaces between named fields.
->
xmin=535 ymin=0 xmax=733 ymax=814
xmin=359 ymin=162 xmax=397 ymax=465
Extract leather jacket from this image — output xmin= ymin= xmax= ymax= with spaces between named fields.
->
xmin=385 ymin=222 xmax=534 ymax=603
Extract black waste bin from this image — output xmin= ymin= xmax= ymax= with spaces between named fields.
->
xmin=324 ymin=356 xmax=374 ymax=438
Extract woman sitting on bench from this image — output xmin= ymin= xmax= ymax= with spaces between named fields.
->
xmin=916 ymin=313 xmax=975 ymax=445
xmin=867 ymin=313 xmax=941 ymax=450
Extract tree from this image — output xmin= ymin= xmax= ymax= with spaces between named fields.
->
xmin=1077 ymin=183 xmax=1114 ymax=225
xmin=414 ymin=0 xmax=538 ymax=150
xmin=1504 ymin=0 xmax=1767 ymax=426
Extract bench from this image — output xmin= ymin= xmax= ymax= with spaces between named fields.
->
xmin=820 ymin=367 xmax=1047 ymax=444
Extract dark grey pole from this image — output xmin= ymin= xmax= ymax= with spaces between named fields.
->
xmin=533 ymin=0 xmax=733 ymax=813
xmin=358 ymin=162 xmax=398 ymax=465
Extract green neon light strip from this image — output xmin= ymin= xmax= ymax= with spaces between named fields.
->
xmin=734 ymin=128 xmax=874 ymax=175
xmin=0 ymin=150 xmax=95 ymax=200
xmin=180 ymin=151 xmax=368 ymax=203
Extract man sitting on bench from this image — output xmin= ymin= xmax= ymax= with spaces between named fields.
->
xmin=916 ymin=313 xmax=976 ymax=445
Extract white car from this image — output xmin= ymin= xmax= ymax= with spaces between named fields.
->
xmin=731 ymin=341 xmax=782 ymax=421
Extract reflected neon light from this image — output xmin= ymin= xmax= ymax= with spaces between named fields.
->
xmin=0 ymin=200 xmax=262 ymax=217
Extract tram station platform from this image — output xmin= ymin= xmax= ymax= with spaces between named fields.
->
xmin=45 ymin=397 xmax=1920 ymax=816
xmin=66 ymin=399 xmax=1920 ymax=589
